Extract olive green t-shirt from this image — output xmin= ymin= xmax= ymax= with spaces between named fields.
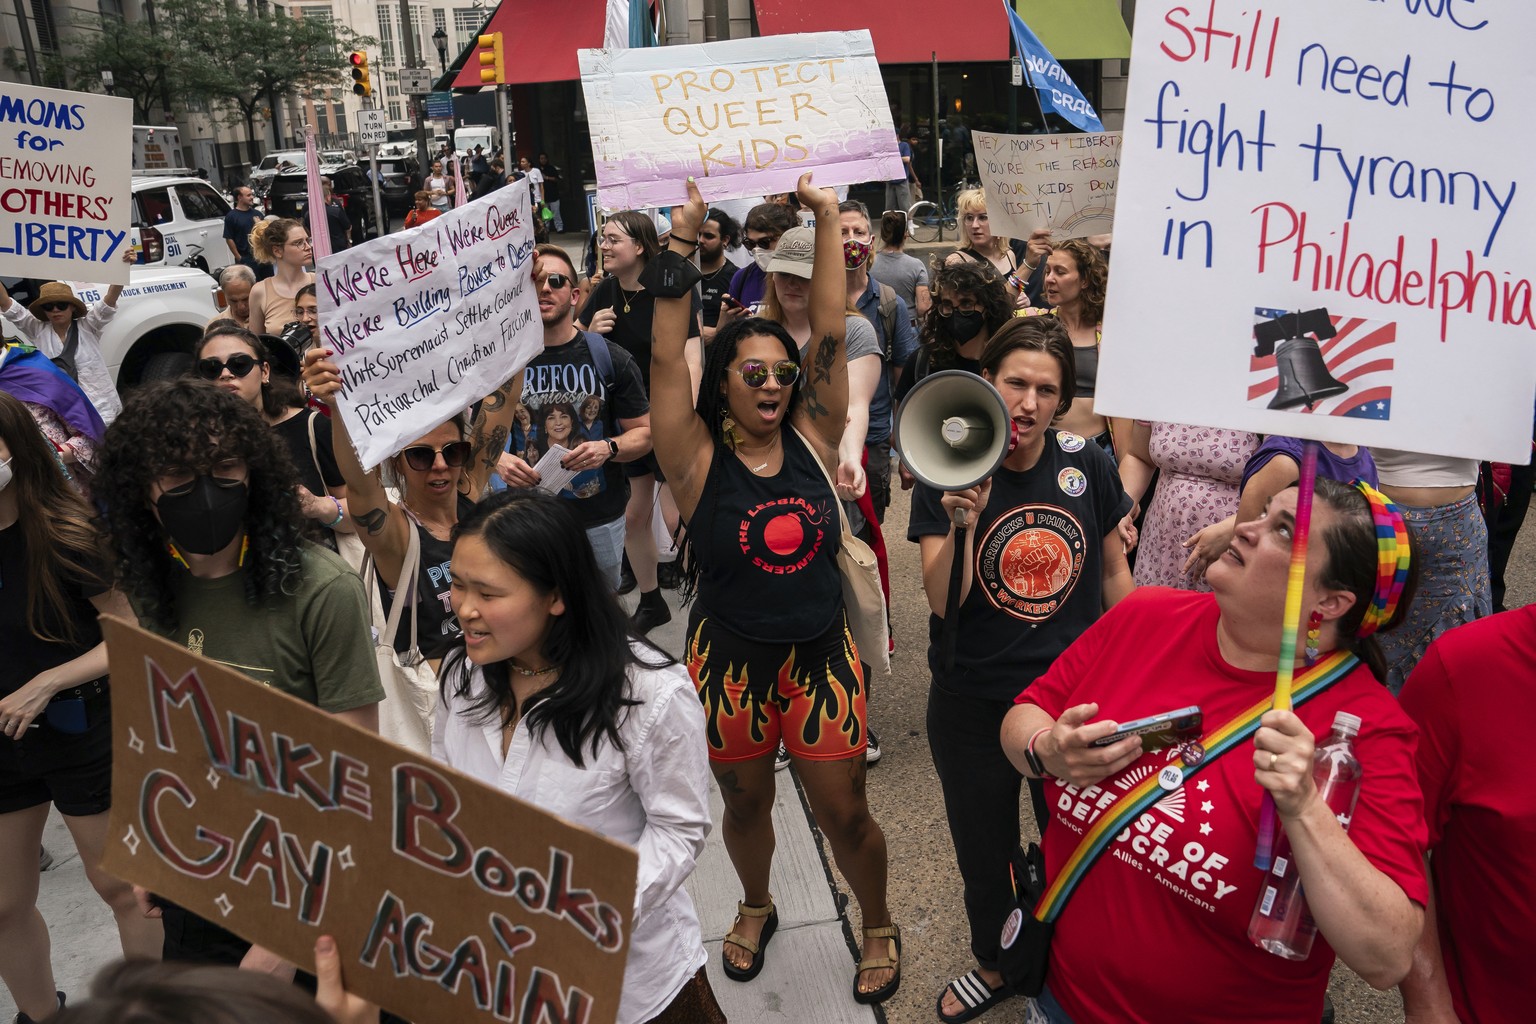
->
xmin=154 ymin=543 xmax=383 ymax=713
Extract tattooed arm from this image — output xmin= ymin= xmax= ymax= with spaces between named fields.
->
xmin=791 ymin=174 xmax=848 ymax=458
xmin=301 ymin=347 xmax=414 ymax=590
xmin=463 ymin=368 xmax=524 ymax=499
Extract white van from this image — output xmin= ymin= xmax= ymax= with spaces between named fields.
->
xmin=130 ymin=174 xmax=236 ymax=275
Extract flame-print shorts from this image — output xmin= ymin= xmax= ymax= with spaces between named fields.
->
xmin=685 ymin=606 xmax=867 ymax=764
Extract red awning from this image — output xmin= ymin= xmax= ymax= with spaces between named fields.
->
xmin=753 ymin=0 xmax=1010 ymax=63
xmin=450 ymin=0 xmax=607 ymax=88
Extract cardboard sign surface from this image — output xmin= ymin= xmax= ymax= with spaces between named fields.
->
xmin=100 ymin=616 xmax=637 ymax=1024
xmin=0 ymin=83 xmax=132 ymax=284
xmin=580 ymin=30 xmax=902 ymax=210
xmin=1097 ymin=2 xmax=1536 ymax=463
xmin=973 ymin=131 xmax=1121 ymax=240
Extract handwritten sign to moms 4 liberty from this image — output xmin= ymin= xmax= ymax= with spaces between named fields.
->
xmin=1097 ymin=0 xmax=1536 ymax=463
xmin=100 ymin=617 xmax=637 ymax=1024
xmin=316 ymin=179 xmax=541 ymax=470
xmin=580 ymin=30 xmax=901 ymax=210
xmin=0 ymin=83 xmax=132 ymax=283
xmin=974 ymin=131 xmax=1121 ymax=240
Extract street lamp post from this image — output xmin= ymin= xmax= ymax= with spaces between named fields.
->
xmin=101 ymin=70 xmax=115 ymax=97
xmin=432 ymin=28 xmax=448 ymax=74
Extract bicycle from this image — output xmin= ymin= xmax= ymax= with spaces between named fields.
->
xmin=906 ymin=179 xmax=978 ymax=244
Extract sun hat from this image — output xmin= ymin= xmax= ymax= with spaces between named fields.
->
xmin=28 ymin=282 xmax=86 ymax=319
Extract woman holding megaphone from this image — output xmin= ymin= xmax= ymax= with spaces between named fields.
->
xmin=906 ymin=316 xmax=1133 ymax=1022
xmin=650 ymin=174 xmax=901 ymax=1004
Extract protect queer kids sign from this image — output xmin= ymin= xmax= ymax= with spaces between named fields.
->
xmin=973 ymin=130 xmax=1121 ymax=240
xmin=100 ymin=617 xmax=638 ymax=1024
xmin=1097 ymin=0 xmax=1536 ymax=463
xmin=0 ymin=83 xmax=132 ymax=284
xmin=579 ymin=30 xmax=902 ymax=210
xmin=315 ymin=179 xmax=542 ymax=470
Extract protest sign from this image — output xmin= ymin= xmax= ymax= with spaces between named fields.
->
xmin=579 ymin=30 xmax=902 ymax=210
xmin=315 ymin=179 xmax=541 ymax=470
xmin=973 ymin=131 xmax=1121 ymax=240
xmin=0 ymin=83 xmax=132 ymax=284
xmin=100 ymin=616 xmax=637 ymax=1024
xmin=1097 ymin=1 xmax=1536 ymax=463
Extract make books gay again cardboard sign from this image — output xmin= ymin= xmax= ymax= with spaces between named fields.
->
xmin=99 ymin=616 xmax=637 ymax=1024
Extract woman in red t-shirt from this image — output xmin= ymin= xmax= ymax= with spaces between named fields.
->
xmin=1001 ymin=478 xmax=1428 ymax=1024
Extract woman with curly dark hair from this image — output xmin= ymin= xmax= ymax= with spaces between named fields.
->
xmin=94 ymin=378 xmax=382 ymax=972
xmin=433 ymin=490 xmax=721 ymax=1023
xmin=652 ymin=175 xmax=900 ymax=1004
xmin=0 ymin=391 xmax=161 ymax=1024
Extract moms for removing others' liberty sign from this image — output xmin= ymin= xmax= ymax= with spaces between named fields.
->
xmin=99 ymin=617 xmax=637 ymax=1024
xmin=1097 ymin=1 xmax=1536 ymax=463
xmin=0 ymin=83 xmax=132 ymax=284
xmin=579 ymin=30 xmax=901 ymax=209
xmin=315 ymin=179 xmax=541 ymax=470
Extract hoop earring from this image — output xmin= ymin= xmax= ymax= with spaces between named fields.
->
xmin=1304 ymin=610 xmax=1323 ymax=665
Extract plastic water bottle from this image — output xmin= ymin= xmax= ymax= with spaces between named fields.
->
xmin=1247 ymin=711 xmax=1364 ymax=960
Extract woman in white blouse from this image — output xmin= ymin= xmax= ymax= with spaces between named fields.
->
xmin=431 ymin=489 xmax=722 ymax=1024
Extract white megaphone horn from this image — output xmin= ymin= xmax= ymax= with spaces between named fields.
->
xmin=894 ymin=370 xmax=1018 ymax=493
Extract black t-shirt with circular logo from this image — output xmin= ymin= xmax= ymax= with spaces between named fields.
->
xmin=688 ymin=428 xmax=843 ymax=643
xmin=908 ymin=429 xmax=1131 ymax=701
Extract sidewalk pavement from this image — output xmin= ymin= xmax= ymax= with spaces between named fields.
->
xmin=4 ymin=580 xmax=880 ymax=1024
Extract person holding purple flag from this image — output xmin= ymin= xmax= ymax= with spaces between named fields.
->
xmin=0 ymin=343 xmax=107 ymax=497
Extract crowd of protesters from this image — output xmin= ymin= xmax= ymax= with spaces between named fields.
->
xmin=0 ymin=161 xmax=1531 ymax=1024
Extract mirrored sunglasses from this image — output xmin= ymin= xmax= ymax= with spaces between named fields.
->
xmin=732 ymin=359 xmax=799 ymax=389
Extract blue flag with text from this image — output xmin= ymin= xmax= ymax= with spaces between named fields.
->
xmin=1003 ymin=2 xmax=1104 ymax=132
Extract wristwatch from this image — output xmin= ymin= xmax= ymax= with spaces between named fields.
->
xmin=605 ymin=438 xmax=619 ymax=460
xmin=1024 ymin=728 xmax=1053 ymax=779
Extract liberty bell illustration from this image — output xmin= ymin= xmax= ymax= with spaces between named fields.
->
xmin=1253 ymin=308 xmax=1348 ymax=411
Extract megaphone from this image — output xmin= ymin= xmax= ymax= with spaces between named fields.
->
xmin=894 ymin=370 xmax=1018 ymax=492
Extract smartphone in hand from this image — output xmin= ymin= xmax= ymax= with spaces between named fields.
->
xmin=1090 ymin=706 xmax=1202 ymax=752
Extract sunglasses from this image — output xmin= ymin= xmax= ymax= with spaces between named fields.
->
xmin=38 ymin=302 xmax=74 ymax=313
xmin=540 ymin=273 xmax=572 ymax=290
xmin=195 ymin=353 xmax=260 ymax=380
xmin=741 ymin=236 xmax=778 ymax=251
xmin=401 ymin=441 xmax=472 ymax=471
xmin=732 ymin=359 xmax=800 ymax=389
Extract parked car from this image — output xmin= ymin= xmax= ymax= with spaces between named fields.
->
xmin=265 ymin=164 xmax=378 ymax=244
xmin=374 ymin=155 xmax=420 ymax=215
xmin=1 ymin=266 xmax=219 ymax=390
xmin=248 ymin=149 xmax=306 ymax=198
xmin=130 ymin=174 xmax=235 ymax=275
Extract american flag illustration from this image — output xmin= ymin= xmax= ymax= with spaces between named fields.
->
xmin=1247 ymin=307 xmax=1395 ymax=420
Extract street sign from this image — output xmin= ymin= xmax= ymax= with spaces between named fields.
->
xmin=358 ymin=108 xmax=387 ymax=146
xmin=425 ymin=91 xmax=454 ymax=121
xmin=398 ymin=67 xmax=433 ymax=95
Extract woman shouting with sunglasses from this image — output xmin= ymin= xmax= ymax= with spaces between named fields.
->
xmin=302 ymin=322 xmax=523 ymax=666
xmin=652 ymin=174 xmax=901 ymax=1004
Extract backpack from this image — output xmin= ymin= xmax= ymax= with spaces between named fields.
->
xmin=874 ymin=282 xmax=901 ymax=363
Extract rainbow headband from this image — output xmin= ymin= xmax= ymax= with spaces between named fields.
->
xmin=1351 ymin=479 xmax=1411 ymax=638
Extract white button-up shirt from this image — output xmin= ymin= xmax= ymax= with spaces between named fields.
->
xmin=432 ymin=651 xmax=711 ymax=1023
xmin=2 ymin=300 xmax=121 ymax=424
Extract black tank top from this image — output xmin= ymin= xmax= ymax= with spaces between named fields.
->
xmin=379 ymin=493 xmax=473 ymax=660
xmin=1074 ymin=344 xmax=1099 ymax=399
xmin=689 ymin=428 xmax=843 ymax=642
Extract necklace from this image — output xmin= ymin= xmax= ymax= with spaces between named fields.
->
xmin=735 ymin=432 xmax=780 ymax=474
xmin=510 ymin=663 xmax=559 ymax=677
xmin=618 ymin=285 xmax=641 ymax=313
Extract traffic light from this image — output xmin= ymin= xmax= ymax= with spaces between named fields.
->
xmin=476 ymin=32 xmax=505 ymax=86
xmin=350 ymin=51 xmax=371 ymax=97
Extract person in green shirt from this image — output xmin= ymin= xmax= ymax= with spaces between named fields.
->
xmin=95 ymin=377 xmax=382 ymax=974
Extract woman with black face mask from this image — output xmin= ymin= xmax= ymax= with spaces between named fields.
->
xmin=94 ymin=379 xmax=383 ymax=975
